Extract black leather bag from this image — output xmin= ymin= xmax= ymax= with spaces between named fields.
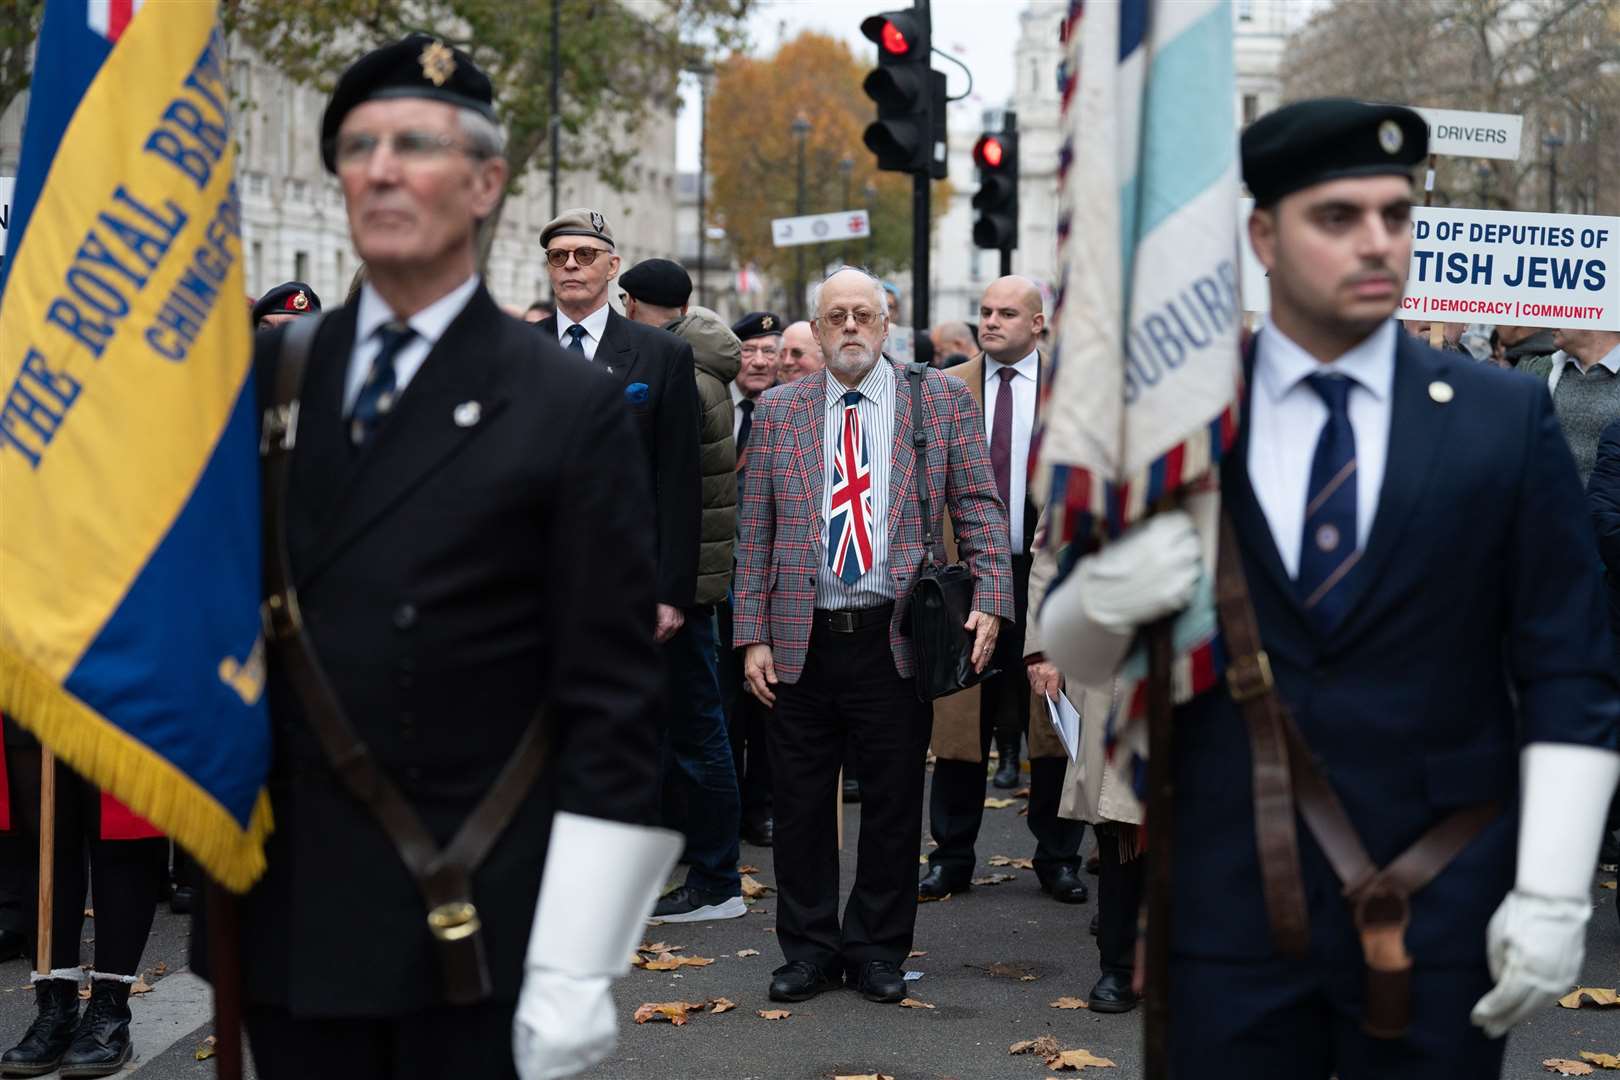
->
xmin=903 ymin=362 xmax=996 ymax=701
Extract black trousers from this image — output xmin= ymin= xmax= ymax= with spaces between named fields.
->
xmin=717 ymin=599 xmax=773 ymax=814
xmin=246 ymin=1000 xmax=518 ymax=1080
xmin=927 ymin=629 xmax=1083 ymax=880
xmin=1095 ymin=822 xmax=1143 ymax=977
xmin=1 ymin=738 xmax=165 ymax=974
xmin=768 ymin=615 xmax=931 ymax=975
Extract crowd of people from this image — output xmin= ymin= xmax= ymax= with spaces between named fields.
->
xmin=0 ymin=31 xmax=1617 ymax=1080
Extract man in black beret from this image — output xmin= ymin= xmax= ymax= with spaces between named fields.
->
xmin=1042 ymin=97 xmax=1620 ymax=1078
xmin=251 ymin=281 xmax=321 ymax=331
xmin=215 ymin=33 xmax=680 ymax=1080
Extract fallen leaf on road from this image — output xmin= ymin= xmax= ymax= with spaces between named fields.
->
xmin=642 ymin=953 xmax=715 ymax=971
xmin=738 ymin=865 xmax=760 ymax=874
xmin=736 ymin=949 xmax=760 ymax=958
xmin=1602 ymin=881 xmax=1617 ymax=890
xmin=1010 ymin=1036 xmax=1061 ymax=1058
xmin=988 ymin=855 xmax=1036 ymax=869
xmin=1545 ymin=1061 xmax=1596 ymax=1076
xmin=1581 ymin=1052 xmax=1620 ymax=1069
xmin=899 ymin=997 xmax=935 ymax=1009
xmin=1019 ymin=807 xmax=1030 ymax=816
xmin=639 ymin=941 xmax=682 ymax=954
xmin=919 ymin=855 xmax=929 ymax=864
xmin=756 ymin=1009 xmax=791 ymax=1020
xmin=1013 ymin=787 xmax=1031 ymax=798
xmin=131 ymin=978 xmax=153 ymax=995
xmin=972 ymin=873 xmax=1016 ymax=886
xmin=633 ymin=1000 xmax=707 ymax=1025
xmin=1561 ymin=988 xmax=1620 ymax=1009
xmin=833 ymin=1074 xmax=894 ymax=1080
xmin=976 ymin=962 xmax=1036 ymax=980
xmin=195 ymin=1035 xmax=216 ymax=1061
xmin=153 ymin=962 xmax=167 ymax=977
xmin=1048 ymin=1048 xmax=1117 ymax=1071
xmin=917 ymin=892 xmax=951 ymax=903
xmin=83 ymin=908 xmax=93 ymax=918
xmin=1021 ymin=974 xmax=1039 ymax=982
xmin=707 ymin=997 xmax=737 ymax=1014
xmin=741 ymin=874 xmax=773 ymax=899
xmin=984 ymin=798 xmax=1017 ymax=809
xmin=1050 ymin=997 xmax=1089 ymax=1009
xmin=907 ymin=950 xmax=928 ymax=958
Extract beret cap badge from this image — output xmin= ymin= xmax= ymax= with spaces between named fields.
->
xmin=761 ymin=315 xmax=774 ymax=331
xmin=419 ymin=41 xmax=456 ymax=87
xmin=291 ymin=290 xmax=309 ymax=311
xmin=590 ymin=211 xmax=606 ymax=232
xmin=1378 ymin=119 xmax=1403 ymax=155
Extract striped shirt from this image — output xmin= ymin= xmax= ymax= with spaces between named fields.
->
xmin=817 ymin=360 xmax=896 ymax=609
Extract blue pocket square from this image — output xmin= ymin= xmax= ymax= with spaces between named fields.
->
xmin=625 ymin=382 xmax=650 ymax=405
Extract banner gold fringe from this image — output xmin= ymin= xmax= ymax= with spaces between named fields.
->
xmin=0 ymin=647 xmax=272 ymax=893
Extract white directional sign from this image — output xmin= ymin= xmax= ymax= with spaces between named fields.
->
xmin=1411 ymin=106 xmax=1523 ymax=161
xmin=772 ymin=209 xmax=871 ymax=249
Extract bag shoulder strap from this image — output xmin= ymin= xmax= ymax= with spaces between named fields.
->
xmin=259 ymin=314 xmax=548 ymax=1005
xmin=905 ymin=362 xmax=939 ymax=565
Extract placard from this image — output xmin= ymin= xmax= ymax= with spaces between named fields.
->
xmin=1411 ymin=106 xmax=1523 ymax=161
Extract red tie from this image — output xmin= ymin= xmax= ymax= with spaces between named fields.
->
xmin=990 ymin=367 xmax=1016 ymax=507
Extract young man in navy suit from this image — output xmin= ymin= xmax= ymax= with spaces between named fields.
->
xmin=1044 ymin=99 xmax=1620 ymax=1079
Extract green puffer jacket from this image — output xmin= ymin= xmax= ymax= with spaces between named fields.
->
xmin=665 ymin=306 xmax=739 ymax=606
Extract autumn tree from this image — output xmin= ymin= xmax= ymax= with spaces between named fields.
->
xmin=225 ymin=0 xmax=753 ymax=242
xmin=1282 ymin=0 xmax=1620 ymax=214
xmin=0 ymin=0 xmax=42 ymax=121
xmin=705 ymin=31 xmax=950 ymax=287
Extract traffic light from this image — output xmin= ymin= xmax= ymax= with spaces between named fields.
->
xmin=860 ymin=10 xmax=945 ymax=178
xmin=971 ymin=124 xmax=1019 ymax=250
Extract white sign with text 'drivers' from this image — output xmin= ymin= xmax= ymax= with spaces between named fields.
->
xmin=1412 ymin=107 xmax=1523 ymax=161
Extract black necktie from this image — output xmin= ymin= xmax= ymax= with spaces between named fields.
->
xmin=565 ymin=324 xmax=587 ymax=355
xmin=350 ymin=321 xmax=416 ymax=448
xmin=736 ymin=398 xmax=755 ymax=451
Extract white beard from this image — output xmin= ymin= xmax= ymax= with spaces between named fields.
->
xmin=827 ymin=341 xmax=879 ymax=382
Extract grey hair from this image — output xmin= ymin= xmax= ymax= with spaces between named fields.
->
xmin=808 ymin=265 xmax=888 ymax=321
xmin=457 ymin=107 xmax=507 ymax=160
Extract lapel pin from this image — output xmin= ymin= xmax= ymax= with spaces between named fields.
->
xmin=1428 ymin=380 xmax=1454 ymax=404
xmin=453 ymin=401 xmax=482 ymax=427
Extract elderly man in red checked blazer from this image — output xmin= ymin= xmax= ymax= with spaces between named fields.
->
xmin=734 ymin=266 xmax=1013 ymax=1007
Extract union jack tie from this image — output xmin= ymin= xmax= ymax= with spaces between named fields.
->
xmin=827 ymin=390 xmax=874 ymax=586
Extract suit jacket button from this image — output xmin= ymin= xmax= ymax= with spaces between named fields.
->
xmin=393 ymin=604 xmax=418 ymax=630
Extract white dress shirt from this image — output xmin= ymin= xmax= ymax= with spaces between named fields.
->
xmin=730 ymin=379 xmax=753 ymax=442
xmin=817 ymin=362 xmax=896 ymax=608
xmin=1546 ymin=343 xmax=1620 ymax=392
xmin=983 ymin=348 xmax=1039 ymax=553
xmin=1248 ymin=318 xmax=1396 ymax=578
xmin=344 ymin=274 xmax=481 ymax=416
xmin=554 ymin=302 xmax=611 ymax=362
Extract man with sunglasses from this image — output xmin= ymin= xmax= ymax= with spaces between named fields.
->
xmin=215 ymin=36 xmax=680 ymax=1080
xmin=534 ymin=211 xmax=702 ymax=651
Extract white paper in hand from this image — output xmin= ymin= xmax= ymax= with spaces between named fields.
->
xmin=1045 ymin=692 xmax=1082 ymax=764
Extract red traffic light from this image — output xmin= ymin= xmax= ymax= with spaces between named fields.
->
xmin=880 ymin=20 xmax=909 ymax=54
xmin=861 ymin=13 xmax=919 ymax=56
xmin=974 ymin=135 xmax=1005 ymax=169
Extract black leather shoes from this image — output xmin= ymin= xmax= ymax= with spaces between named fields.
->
xmin=768 ymin=960 xmax=840 ymax=1002
xmin=0 ymin=929 xmax=27 ymax=964
xmin=918 ymin=864 xmax=971 ymax=900
xmin=1087 ymin=970 xmax=1139 ymax=1013
xmin=1089 ymin=912 xmax=1099 ymax=936
xmin=741 ymin=812 xmax=774 ymax=848
xmin=1 ymin=978 xmax=79 ymax=1078
xmin=1040 ymin=865 xmax=1090 ymax=904
xmin=842 ymin=777 xmax=862 ymax=803
xmin=851 ymin=960 xmax=906 ymax=1003
xmin=58 ymin=978 xmax=133 ymax=1078
xmin=169 ymin=885 xmax=196 ymax=915
xmin=992 ymin=734 xmax=1021 ymax=789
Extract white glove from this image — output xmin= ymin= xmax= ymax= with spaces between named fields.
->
xmin=1469 ymin=743 xmax=1620 ymax=1038
xmin=513 ymin=813 xmax=682 ymax=1080
xmin=1039 ymin=510 xmax=1203 ymax=687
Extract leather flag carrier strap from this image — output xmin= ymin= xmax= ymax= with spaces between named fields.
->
xmin=1214 ymin=513 xmax=1499 ymax=1039
xmin=258 ymin=314 xmax=551 ymax=1006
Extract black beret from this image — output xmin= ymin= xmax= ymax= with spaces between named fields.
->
xmin=321 ymin=34 xmax=496 ymax=172
xmin=620 ymin=259 xmax=692 ymax=308
xmin=251 ymin=281 xmax=321 ymax=325
xmin=731 ymin=311 xmax=783 ymax=341
xmin=1241 ymin=98 xmax=1427 ymax=205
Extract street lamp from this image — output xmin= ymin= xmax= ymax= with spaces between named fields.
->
xmin=863 ymin=181 xmax=877 ymax=268
xmin=1543 ymin=132 xmax=1565 ymax=213
xmin=792 ymin=114 xmax=812 ymax=320
xmin=839 ymin=156 xmax=855 ymax=266
xmin=686 ymin=63 xmax=715 ymax=308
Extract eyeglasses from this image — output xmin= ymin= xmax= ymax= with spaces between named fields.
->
xmin=740 ymin=344 xmax=778 ymax=358
xmin=330 ymin=130 xmax=483 ymax=169
xmin=546 ymin=247 xmax=609 ymax=268
xmin=817 ymin=308 xmax=879 ymax=328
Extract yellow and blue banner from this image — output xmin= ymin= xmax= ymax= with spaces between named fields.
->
xmin=0 ymin=0 xmax=271 ymax=889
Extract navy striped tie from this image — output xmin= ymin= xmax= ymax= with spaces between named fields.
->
xmin=1297 ymin=373 xmax=1359 ymax=631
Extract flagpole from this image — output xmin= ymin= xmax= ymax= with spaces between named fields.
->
xmin=206 ymin=883 xmax=244 ymax=1080
xmin=1142 ymin=619 xmax=1175 ymax=1080
xmin=35 ymin=750 xmax=54 ymax=977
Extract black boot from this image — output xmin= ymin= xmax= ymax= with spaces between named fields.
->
xmin=58 ymin=977 xmax=132 ymax=1079
xmin=992 ymin=730 xmax=1021 ymax=789
xmin=0 ymin=976 xmax=81 ymax=1078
